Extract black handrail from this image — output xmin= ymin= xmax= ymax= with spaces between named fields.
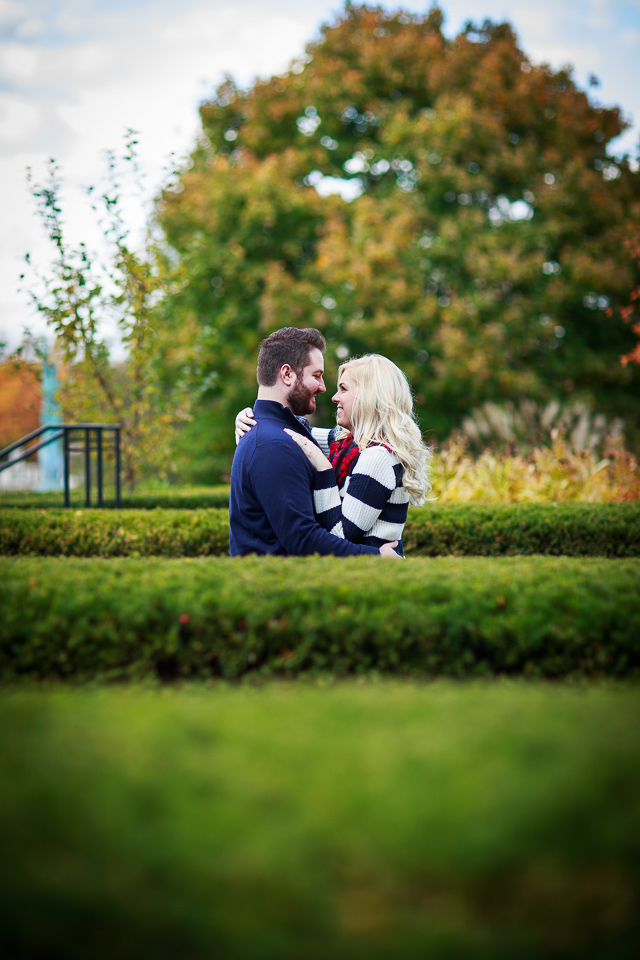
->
xmin=0 ymin=424 xmax=121 ymax=508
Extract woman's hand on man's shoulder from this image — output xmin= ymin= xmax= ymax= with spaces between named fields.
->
xmin=235 ymin=407 xmax=256 ymax=445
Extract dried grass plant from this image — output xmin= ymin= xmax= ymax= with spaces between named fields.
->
xmin=431 ymin=433 xmax=640 ymax=503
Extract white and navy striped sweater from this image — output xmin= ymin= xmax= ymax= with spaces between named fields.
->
xmin=310 ymin=427 xmax=409 ymax=554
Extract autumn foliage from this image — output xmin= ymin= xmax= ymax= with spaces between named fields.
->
xmin=0 ymin=363 xmax=40 ymax=449
xmin=619 ymin=232 xmax=640 ymax=367
xmin=158 ymin=3 xmax=640 ymax=478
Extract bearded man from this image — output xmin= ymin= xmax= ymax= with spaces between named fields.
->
xmin=229 ymin=327 xmax=399 ymax=557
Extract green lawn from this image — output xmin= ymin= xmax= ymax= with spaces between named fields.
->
xmin=0 ymin=682 xmax=638 ymax=959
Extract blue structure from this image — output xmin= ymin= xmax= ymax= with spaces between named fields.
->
xmin=37 ymin=351 xmax=64 ymax=491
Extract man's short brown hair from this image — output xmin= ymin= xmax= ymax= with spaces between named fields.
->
xmin=257 ymin=327 xmax=326 ymax=386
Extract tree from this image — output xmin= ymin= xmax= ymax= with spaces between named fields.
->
xmin=23 ymin=135 xmax=193 ymax=489
xmin=617 ymin=232 xmax=640 ymax=367
xmin=0 ymin=356 xmax=40 ymax=448
xmin=158 ymin=3 xmax=640 ymax=479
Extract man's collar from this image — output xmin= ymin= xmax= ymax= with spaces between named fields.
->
xmin=253 ymin=399 xmax=291 ymax=417
xmin=253 ymin=399 xmax=311 ymax=432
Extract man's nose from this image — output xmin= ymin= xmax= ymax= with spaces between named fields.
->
xmin=317 ymin=378 xmax=327 ymax=393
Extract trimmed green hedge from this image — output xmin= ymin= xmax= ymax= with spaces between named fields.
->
xmin=0 ymin=485 xmax=231 ymax=510
xmin=0 ymin=508 xmax=230 ymax=557
xmin=1 ymin=557 xmax=639 ymax=681
xmin=1 ymin=503 xmax=639 ymax=557
xmin=404 ymin=503 xmax=640 ymax=557
xmin=1 ymin=684 xmax=639 ymax=959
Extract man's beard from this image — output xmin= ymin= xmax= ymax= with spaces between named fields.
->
xmin=288 ymin=380 xmax=316 ymax=417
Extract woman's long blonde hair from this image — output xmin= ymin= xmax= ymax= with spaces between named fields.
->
xmin=335 ymin=354 xmax=432 ymax=505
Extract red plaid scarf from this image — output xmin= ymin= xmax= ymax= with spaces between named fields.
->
xmin=329 ymin=434 xmax=396 ymax=485
xmin=329 ymin=434 xmax=360 ymax=485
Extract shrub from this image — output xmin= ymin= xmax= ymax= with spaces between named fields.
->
xmin=1 ymin=557 xmax=639 ymax=681
xmin=0 ymin=486 xmax=231 ymax=511
xmin=0 ymin=508 xmax=230 ymax=557
xmin=0 ymin=683 xmax=639 ymax=959
xmin=460 ymin=399 xmax=624 ymax=455
xmin=2 ymin=432 xmax=637 ymax=513
xmin=1 ymin=504 xmax=639 ymax=558
xmin=433 ymin=435 xmax=640 ymax=503
xmin=404 ymin=503 xmax=640 ymax=557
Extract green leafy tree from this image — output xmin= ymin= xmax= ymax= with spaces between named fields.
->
xmin=159 ymin=3 xmax=640 ymax=479
xmin=23 ymin=136 xmax=193 ymax=489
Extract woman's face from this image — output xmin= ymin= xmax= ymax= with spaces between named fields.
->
xmin=332 ymin=371 xmax=357 ymax=432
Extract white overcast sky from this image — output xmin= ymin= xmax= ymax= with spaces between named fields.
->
xmin=1 ymin=0 xmax=639 ymax=352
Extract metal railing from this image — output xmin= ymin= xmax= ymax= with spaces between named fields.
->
xmin=0 ymin=424 xmax=121 ymax=507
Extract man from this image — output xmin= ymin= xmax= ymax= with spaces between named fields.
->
xmin=229 ymin=327 xmax=399 ymax=557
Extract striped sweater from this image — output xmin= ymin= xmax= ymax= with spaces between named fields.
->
xmin=310 ymin=427 xmax=409 ymax=554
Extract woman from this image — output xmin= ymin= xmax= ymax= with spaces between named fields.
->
xmin=236 ymin=354 xmax=432 ymax=556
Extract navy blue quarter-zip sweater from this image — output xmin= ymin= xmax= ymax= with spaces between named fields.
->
xmin=229 ymin=399 xmax=380 ymax=557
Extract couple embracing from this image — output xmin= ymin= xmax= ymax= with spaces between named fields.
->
xmin=230 ymin=327 xmax=431 ymax=559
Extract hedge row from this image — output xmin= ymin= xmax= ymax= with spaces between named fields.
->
xmin=404 ymin=502 xmax=640 ymax=556
xmin=1 ymin=684 xmax=639 ymax=959
xmin=0 ymin=507 xmax=230 ymax=557
xmin=0 ymin=485 xmax=231 ymax=510
xmin=1 ymin=503 xmax=639 ymax=557
xmin=2 ymin=557 xmax=639 ymax=681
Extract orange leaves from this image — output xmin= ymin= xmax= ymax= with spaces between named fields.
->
xmin=0 ymin=362 xmax=41 ymax=448
xmin=617 ymin=232 xmax=640 ymax=367
xmin=622 ymin=343 xmax=640 ymax=368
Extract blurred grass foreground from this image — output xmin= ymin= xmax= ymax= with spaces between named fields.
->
xmin=0 ymin=682 xmax=639 ymax=959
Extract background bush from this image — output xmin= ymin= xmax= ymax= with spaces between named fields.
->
xmin=1 ymin=504 xmax=638 ymax=558
xmin=0 ymin=507 xmax=230 ymax=557
xmin=434 ymin=436 xmax=640 ymax=503
xmin=403 ymin=503 xmax=640 ymax=557
xmin=1 ymin=683 xmax=638 ymax=960
xmin=1 ymin=556 xmax=638 ymax=681
xmin=0 ymin=485 xmax=231 ymax=511
xmin=2 ymin=430 xmax=637 ymax=509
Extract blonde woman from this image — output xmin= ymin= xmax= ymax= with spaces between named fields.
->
xmin=235 ymin=354 xmax=431 ymax=556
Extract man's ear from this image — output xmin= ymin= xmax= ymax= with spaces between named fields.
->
xmin=280 ymin=364 xmax=296 ymax=386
